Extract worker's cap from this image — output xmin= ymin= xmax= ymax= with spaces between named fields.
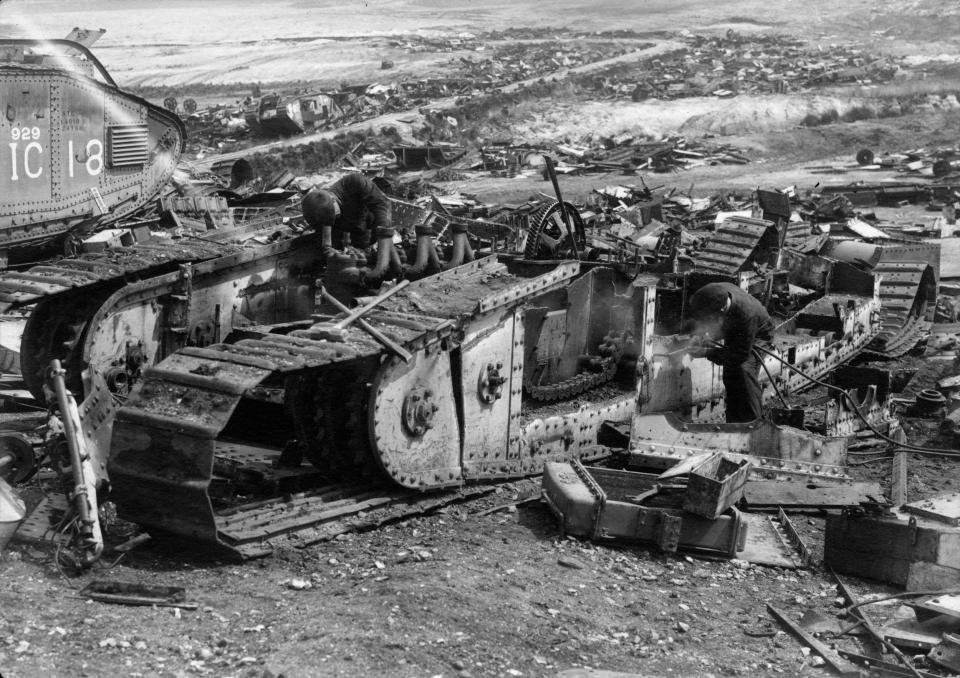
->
xmin=302 ymin=188 xmax=338 ymax=228
xmin=687 ymin=283 xmax=730 ymax=316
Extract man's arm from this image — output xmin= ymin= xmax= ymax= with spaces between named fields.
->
xmin=708 ymin=307 xmax=758 ymax=364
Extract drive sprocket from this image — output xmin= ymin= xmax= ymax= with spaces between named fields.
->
xmin=20 ymin=289 xmax=115 ymax=403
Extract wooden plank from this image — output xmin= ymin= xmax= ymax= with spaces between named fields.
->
xmin=892 ymin=452 xmax=908 ymax=506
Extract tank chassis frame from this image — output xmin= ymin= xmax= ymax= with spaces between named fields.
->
xmin=106 ymin=256 xmax=657 ymax=558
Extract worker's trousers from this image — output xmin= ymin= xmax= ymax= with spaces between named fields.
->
xmin=722 ymin=353 xmax=763 ymax=423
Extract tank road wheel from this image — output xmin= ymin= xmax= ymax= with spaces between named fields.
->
xmin=20 ymin=290 xmax=113 ymax=403
xmin=368 ymin=348 xmax=462 ymax=490
xmin=523 ymin=201 xmax=586 ymax=260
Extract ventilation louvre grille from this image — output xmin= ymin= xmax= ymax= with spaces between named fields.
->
xmin=107 ymin=125 xmax=149 ymax=168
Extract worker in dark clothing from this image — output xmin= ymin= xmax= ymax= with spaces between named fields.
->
xmin=301 ymin=172 xmax=393 ymax=252
xmin=302 ymin=172 xmax=401 ymax=287
xmin=685 ymin=282 xmax=775 ymax=423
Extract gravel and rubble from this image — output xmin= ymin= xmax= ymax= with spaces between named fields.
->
xmin=0 ymin=479 xmax=924 ymax=678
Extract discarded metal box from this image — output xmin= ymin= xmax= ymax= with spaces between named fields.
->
xmin=825 ymin=506 xmax=960 ymax=590
xmin=682 ymin=453 xmax=751 ymax=519
xmin=541 ymin=461 xmax=747 ymax=558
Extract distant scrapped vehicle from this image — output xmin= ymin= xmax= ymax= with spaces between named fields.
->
xmin=248 ymin=91 xmax=346 ymax=136
xmin=0 ymin=38 xmax=184 ymax=265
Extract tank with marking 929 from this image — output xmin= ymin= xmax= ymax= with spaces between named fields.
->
xmin=0 ymin=39 xmax=184 ymax=264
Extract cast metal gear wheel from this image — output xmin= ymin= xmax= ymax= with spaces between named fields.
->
xmin=523 ymin=201 xmax=586 ymax=260
xmin=20 ymin=289 xmax=115 ymax=403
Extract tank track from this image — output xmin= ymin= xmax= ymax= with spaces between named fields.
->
xmin=861 ymin=261 xmax=934 ymax=359
xmin=0 ymin=238 xmax=237 ymax=314
xmin=106 ymin=257 xmax=642 ymax=558
xmin=7 ymin=207 xmax=304 ymax=402
xmin=693 ymin=216 xmax=778 ymax=277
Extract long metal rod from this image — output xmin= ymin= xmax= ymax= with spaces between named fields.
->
xmin=832 ymin=569 xmax=924 ymax=678
xmin=767 ymin=604 xmax=861 ymax=676
xmin=333 ymin=279 xmax=410 ymax=329
xmin=542 ymin=156 xmax=581 ymax=261
xmin=320 ymin=288 xmax=412 ymax=362
xmin=837 ymin=650 xmax=942 ymax=678
xmin=50 ymin=359 xmax=103 ymax=567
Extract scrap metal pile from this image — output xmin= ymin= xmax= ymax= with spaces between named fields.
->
xmin=574 ymin=32 xmax=904 ymax=101
xmin=2 ymin=41 xmax=960 ymax=678
xmin=430 ymin=135 xmax=751 ymax=179
xmin=172 ymin=28 xmax=641 ymax=155
xmin=2 ymin=165 xmax=945 ymax=568
xmin=174 ymin=29 xmax=907 ymax=172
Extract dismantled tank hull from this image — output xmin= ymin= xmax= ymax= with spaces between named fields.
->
xmin=821 ymin=240 xmax=938 ymax=359
xmin=5 ymin=205 xmax=317 ymax=403
xmin=107 ymin=257 xmax=657 ymax=557
xmin=639 ymin=275 xmax=883 ymax=424
xmin=0 ymin=40 xmax=184 ymax=263
xmin=627 ymin=413 xmax=850 ymax=480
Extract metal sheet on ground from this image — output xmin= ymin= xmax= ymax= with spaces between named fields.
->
xmin=13 ymin=493 xmax=70 ymax=546
xmin=743 ymin=480 xmax=885 ymax=508
xmin=882 ymin=615 xmax=960 ymax=650
xmin=903 ymin=492 xmax=960 ymax=526
xmin=913 ymin=594 xmax=960 ymax=621
xmin=737 ymin=513 xmax=804 ymax=568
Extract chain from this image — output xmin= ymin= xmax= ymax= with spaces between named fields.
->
xmin=525 ymin=331 xmax=627 ymax=402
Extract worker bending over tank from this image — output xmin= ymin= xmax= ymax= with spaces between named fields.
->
xmin=302 ymin=173 xmax=401 ymax=285
xmin=685 ymin=282 xmax=775 ymax=423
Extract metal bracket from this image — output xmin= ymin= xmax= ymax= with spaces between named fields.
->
xmin=658 ymin=513 xmax=681 ymax=553
xmin=571 ymin=460 xmax=607 ymax=540
xmin=777 ymin=507 xmax=812 ymax=568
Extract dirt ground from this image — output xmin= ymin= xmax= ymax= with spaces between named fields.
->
xmin=3 ymin=1 xmax=960 ymax=677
